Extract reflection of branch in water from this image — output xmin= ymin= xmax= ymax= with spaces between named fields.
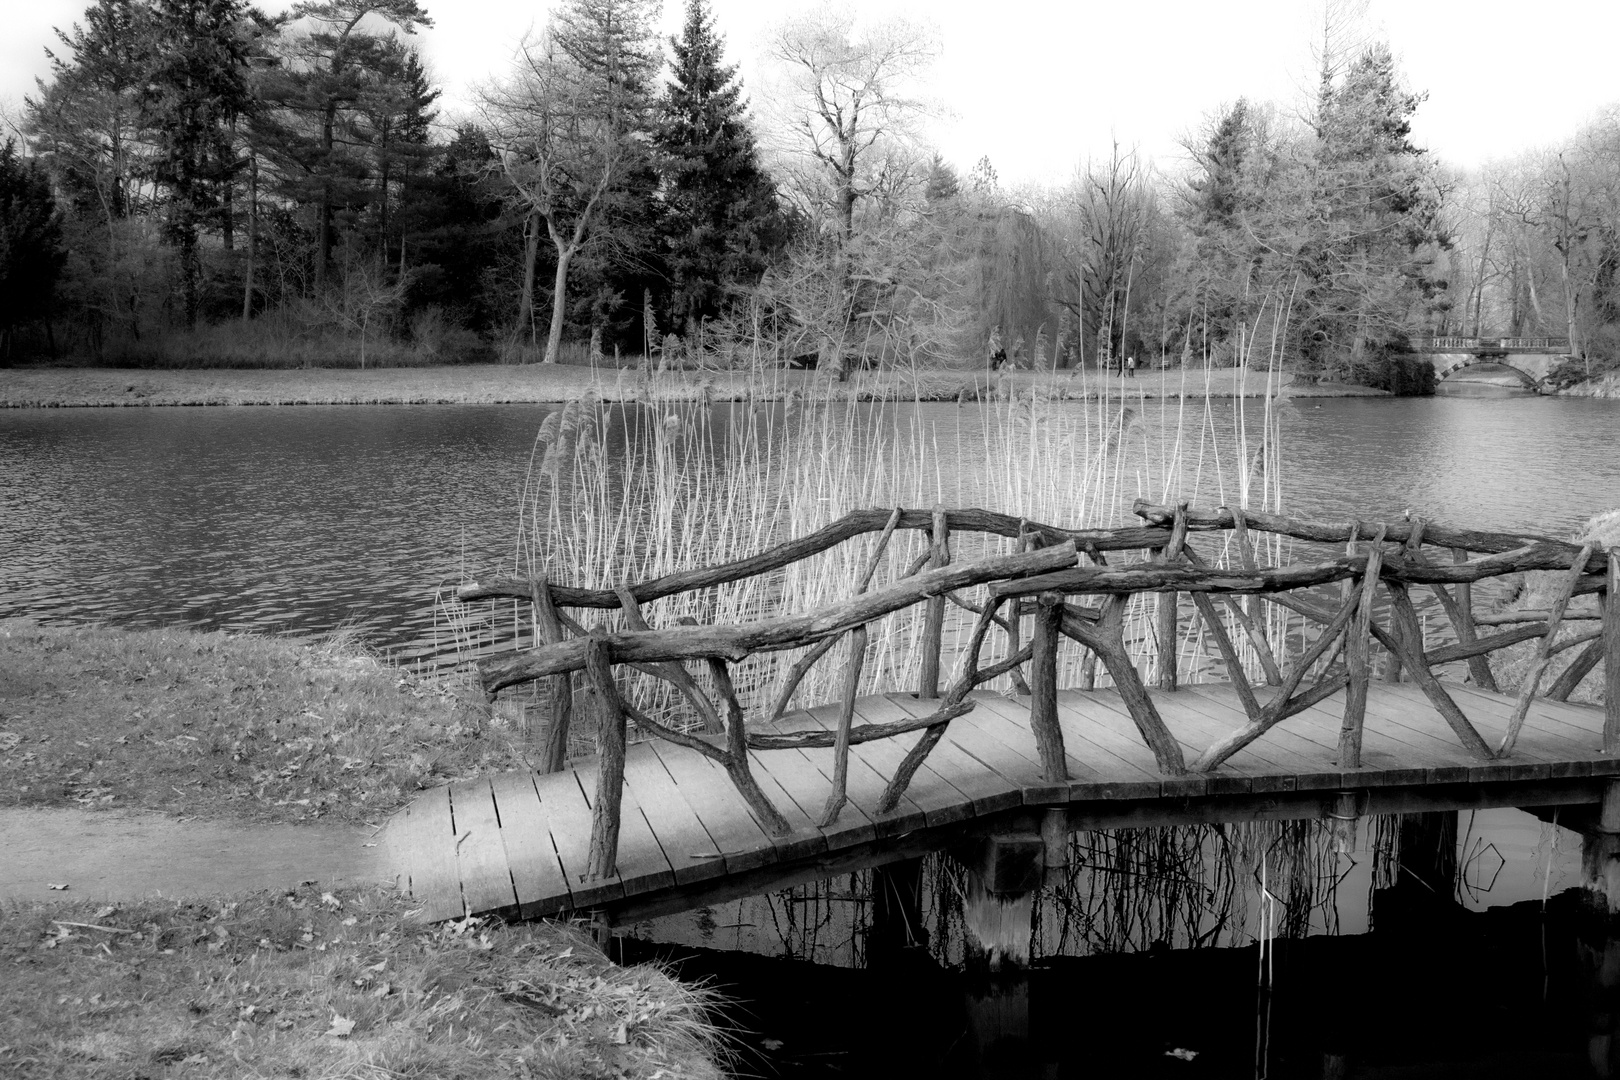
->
xmin=756 ymin=871 xmax=872 ymax=966
xmin=728 ymin=816 xmax=1402 ymax=968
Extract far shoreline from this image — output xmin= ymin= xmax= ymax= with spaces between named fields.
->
xmin=1 ymin=363 xmax=1396 ymax=408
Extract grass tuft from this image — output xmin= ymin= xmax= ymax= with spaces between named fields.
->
xmin=0 ymin=620 xmax=533 ymax=824
xmin=0 ymin=883 xmax=725 ymax=1080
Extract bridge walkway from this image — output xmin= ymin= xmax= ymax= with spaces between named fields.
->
xmin=387 ymin=683 xmax=1616 ymax=924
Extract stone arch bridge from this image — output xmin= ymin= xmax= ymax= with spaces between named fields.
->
xmin=1408 ymin=336 xmax=1570 ymax=387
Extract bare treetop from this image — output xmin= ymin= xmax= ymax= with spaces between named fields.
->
xmin=765 ymin=9 xmax=938 ymax=239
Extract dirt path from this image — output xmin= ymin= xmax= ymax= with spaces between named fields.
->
xmin=0 ymin=806 xmax=391 ymax=904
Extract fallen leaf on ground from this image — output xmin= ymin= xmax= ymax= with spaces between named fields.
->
xmin=325 ymin=1015 xmax=356 ymax=1038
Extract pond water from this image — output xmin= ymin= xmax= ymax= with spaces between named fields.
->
xmin=5 ymin=394 xmax=1618 ymax=661
xmin=4 ymin=391 xmax=1620 ymax=1077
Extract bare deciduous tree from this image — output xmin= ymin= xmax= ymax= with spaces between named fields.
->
xmin=481 ymin=0 xmax=656 ymax=363
xmin=765 ymin=9 xmax=937 ymax=241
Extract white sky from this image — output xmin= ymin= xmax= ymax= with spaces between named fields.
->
xmin=4 ymin=0 xmax=1618 ymax=186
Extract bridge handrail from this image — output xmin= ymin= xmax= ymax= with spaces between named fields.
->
xmin=458 ymin=503 xmax=1619 ymax=884
xmin=1409 ymin=335 xmax=1570 ymax=351
xmin=456 ymin=508 xmax=1175 ymax=609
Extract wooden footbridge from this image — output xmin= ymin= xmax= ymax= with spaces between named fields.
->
xmin=390 ymin=504 xmax=1620 ymax=924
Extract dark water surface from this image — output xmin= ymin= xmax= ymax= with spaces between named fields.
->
xmin=0 ymin=404 xmax=549 ymax=661
xmin=5 ymin=393 xmax=1620 ymax=1077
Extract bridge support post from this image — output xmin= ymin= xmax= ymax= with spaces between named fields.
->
xmin=1041 ymin=808 xmax=1070 ymax=873
xmin=1327 ymin=791 xmax=1362 ymax=854
xmin=1582 ymin=781 xmax=1620 ymax=914
xmin=952 ymin=834 xmax=1043 ymax=969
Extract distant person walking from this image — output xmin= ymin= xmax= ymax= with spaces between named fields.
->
xmin=1126 ymin=355 xmax=1136 ymax=378
xmin=986 ymin=326 xmax=1007 ymax=370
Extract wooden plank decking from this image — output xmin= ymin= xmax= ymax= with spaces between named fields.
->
xmin=387 ymin=684 xmax=1620 ymax=924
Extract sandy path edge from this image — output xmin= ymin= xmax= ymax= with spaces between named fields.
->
xmin=0 ymin=806 xmax=393 ymax=904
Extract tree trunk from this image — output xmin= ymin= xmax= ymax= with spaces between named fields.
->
xmin=516 ymin=211 xmax=539 ymax=344
xmin=545 ymin=244 xmax=573 ymax=365
xmin=242 ymin=157 xmax=257 ymax=323
xmin=316 ymin=100 xmax=337 ymax=292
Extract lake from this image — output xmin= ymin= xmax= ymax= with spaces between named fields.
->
xmin=5 ymin=389 xmax=1620 ymax=1077
xmin=5 ymin=393 xmax=1617 ymax=660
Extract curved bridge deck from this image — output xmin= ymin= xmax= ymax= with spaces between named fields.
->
xmin=389 ymin=683 xmax=1616 ymax=924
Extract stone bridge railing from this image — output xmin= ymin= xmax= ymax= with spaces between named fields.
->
xmin=1410 ymin=336 xmax=1570 ymax=353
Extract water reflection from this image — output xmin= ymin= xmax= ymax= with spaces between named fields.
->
xmin=622 ymin=809 xmax=1604 ymax=1078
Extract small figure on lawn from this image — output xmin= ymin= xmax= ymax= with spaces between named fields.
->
xmin=987 ymin=326 xmax=1007 ymax=370
xmin=1126 ymin=355 xmax=1137 ymax=378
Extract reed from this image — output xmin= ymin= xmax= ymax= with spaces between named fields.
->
xmin=463 ymin=330 xmax=1292 ymax=744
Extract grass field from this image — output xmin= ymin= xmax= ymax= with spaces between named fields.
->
xmin=0 ymin=620 xmax=538 ymax=825
xmin=1 ymin=362 xmax=1387 ymax=408
xmin=0 ymin=621 xmax=729 ymax=1077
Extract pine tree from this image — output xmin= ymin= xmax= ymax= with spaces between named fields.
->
xmin=401 ymin=124 xmax=507 ymax=334
xmin=28 ymin=0 xmax=153 ymax=224
xmin=0 ymin=140 xmax=67 ymax=360
xmin=1300 ymin=43 xmax=1446 ymax=380
xmin=655 ymin=0 xmax=785 ymax=334
xmin=363 ymin=41 xmax=439 ymax=262
xmin=260 ymin=0 xmax=432 ymax=290
xmin=142 ymin=0 xmax=254 ymax=324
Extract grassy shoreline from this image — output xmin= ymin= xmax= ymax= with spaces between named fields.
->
xmin=1 ymin=883 xmax=724 ymax=1080
xmin=0 ymin=620 xmax=539 ymax=825
xmin=2 ymin=362 xmax=1391 ymax=407
xmin=1 ymin=622 xmax=731 ymax=1077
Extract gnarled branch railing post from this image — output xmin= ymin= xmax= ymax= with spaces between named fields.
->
xmin=1029 ymin=591 xmax=1070 ymax=783
xmin=1337 ymin=528 xmax=1385 ymax=769
xmin=1500 ymin=543 xmax=1596 ymax=756
xmin=706 ymin=658 xmax=792 ymax=836
xmin=584 ymin=636 xmax=627 ymax=879
xmin=1155 ymin=502 xmax=1189 ymax=691
xmin=919 ymin=507 xmax=950 ymax=699
xmin=531 ymin=577 xmax=573 ymax=774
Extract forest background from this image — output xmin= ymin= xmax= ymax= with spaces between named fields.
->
xmin=4 ymin=0 xmax=1619 ymax=392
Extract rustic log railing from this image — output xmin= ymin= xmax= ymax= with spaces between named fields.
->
xmin=457 ymin=502 xmax=1618 ymax=880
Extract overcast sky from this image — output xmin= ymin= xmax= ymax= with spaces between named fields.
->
xmin=5 ymin=0 xmax=1618 ymax=187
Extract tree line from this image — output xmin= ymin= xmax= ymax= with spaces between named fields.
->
xmin=3 ymin=0 xmax=1617 ymax=389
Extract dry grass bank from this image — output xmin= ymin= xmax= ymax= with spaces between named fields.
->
xmin=0 ymin=621 xmax=535 ymax=825
xmin=0 ymin=883 xmax=723 ymax=1080
xmin=2 ymin=363 xmax=1377 ymax=408
xmin=1560 ymin=371 xmax=1620 ymax=398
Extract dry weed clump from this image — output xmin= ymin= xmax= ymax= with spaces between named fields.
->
xmin=0 ymin=883 xmax=724 ymax=1080
xmin=0 ymin=620 xmax=532 ymax=824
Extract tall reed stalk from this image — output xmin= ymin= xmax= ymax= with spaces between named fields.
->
xmin=490 ymin=351 xmax=1290 ymax=732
